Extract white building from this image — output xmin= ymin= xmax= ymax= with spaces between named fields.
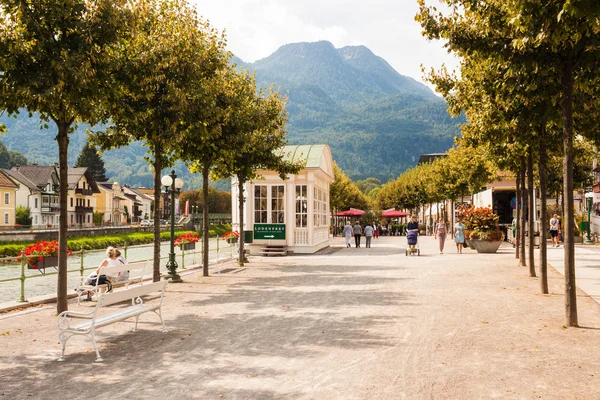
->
xmin=232 ymin=144 xmax=335 ymax=254
xmin=5 ymin=165 xmax=60 ymax=227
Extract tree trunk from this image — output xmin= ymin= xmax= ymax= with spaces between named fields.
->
xmin=152 ymin=143 xmax=162 ymax=282
xmin=515 ymin=167 xmax=521 ymax=260
xmin=539 ymin=136 xmax=549 ymax=294
xmin=202 ymin=164 xmax=210 ymax=277
xmin=56 ymin=123 xmax=71 ymax=314
xmin=237 ymin=174 xmax=245 ymax=266
xmin=519 ymin=160 xmax=527 ymax=266
xmin=562 ymin=53 xmax=578 ymax=327
xmin=527 ymin=151 xmax=536 ymax=277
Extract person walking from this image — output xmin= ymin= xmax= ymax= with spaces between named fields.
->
xmin=353 ymin=222 xmax=363 ymax=248
xmin=364 ymin=224 xmax=374 ymax=248
xmin=373 ymin=222 xmax=379 ymax=239
xmin=549 ymin=213 xmax=560 ymax=247
xmin=434 ymin=218 xmax=447 ymax=254
xmin=454 ymin=218 xmax=465 ymax=254
xmin=343 ymin=221 xmax=353 ymax=248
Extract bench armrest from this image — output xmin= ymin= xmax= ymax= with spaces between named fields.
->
xmin=57 ymin=309 xmax=97 ymax=331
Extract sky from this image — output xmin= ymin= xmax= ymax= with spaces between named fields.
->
xmin=191 ymin=0 xmax=459 ymax=87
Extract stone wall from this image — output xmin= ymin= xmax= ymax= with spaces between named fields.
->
xmin=0 ymin=225 xmax=182 ymax=242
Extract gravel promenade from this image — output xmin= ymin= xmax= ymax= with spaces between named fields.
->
xmin=1 ymin=236 xmax=600 ymax=399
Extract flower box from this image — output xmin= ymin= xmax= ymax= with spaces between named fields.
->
xmin=182 ymin=242 xmax=196 ymax=251
xmin=226 ymin=237 xmax=238 ymax=244
xmin=28 ymin=256 xmax=58 ymax=270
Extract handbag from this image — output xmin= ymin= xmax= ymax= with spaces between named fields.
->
xmin=87 ymin=274 xmax=113 ymax=292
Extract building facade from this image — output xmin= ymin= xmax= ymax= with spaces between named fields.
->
xmin=67 ymin=168 xmax=100 ymax=226
xmin=232 ymin=145 xmax=334 ymax=254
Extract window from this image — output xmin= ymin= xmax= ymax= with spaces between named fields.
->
xmin=87 ymin=199 xmax=90 ymax=207
xmin=34 ymin=215 xmax=38 ymax=225
xmin=271 ymin=186 xmax=285 ymax=224
xmin=34 ymin=198 xmax=38 ymax=208
xmin=313 ymin=187 xmax=328 ymax=227
xmin=254 ymin=185 xmax=268 ymax=223
xmin=70 ymin=198 xmax=73 ymax=207
xmin=295 ymin=185 xmax=307 ymax=227
xmin=4 ymin=193 xmax=9 ymax=205
xmin=4 ymin=213 xmax=8 ymax=224
xmin=88 ymin=215 xmax=91 ymax=223
xmin=70 ymin=215 xmax=74 ymax=223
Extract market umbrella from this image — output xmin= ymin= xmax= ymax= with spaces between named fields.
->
xmin=381 ymin=208 xmax=410 ymax=218
xmin=334 ymin=208 xmax=366 ymax=217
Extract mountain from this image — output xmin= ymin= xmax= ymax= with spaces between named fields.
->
xmin=0 ymin=40 xmax=459 ymax=187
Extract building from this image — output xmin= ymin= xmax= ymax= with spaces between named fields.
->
xmin=5 ymin=165 xmax=60 ymax=227
xmin=0 ymin=170 xmax=18 ymax=227
xmin=232 ymin=144 xmax=335 ymax=254
xmin=67 ymin=168 xmax=100 ymax=226
xmin=95 ymin=182 xmax=129 ymax=225
xmin=123 ymin=187 xmax=153 ymax=221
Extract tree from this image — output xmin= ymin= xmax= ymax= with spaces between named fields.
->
xmin=0 ymin=139 xmax=27 ymax=168
xmin=210 ymin=70 xmax=303 ymax=267
xmin=91 ymin=0 xmax=228 ymax=282
xmin=0 ymin=0 xmax=131 ymax=313
xmin=75 ymin=143 xmax=108 ymax=182
xmin=331 ymin=163 xmax=373 ymax=213
xmin=15 ymin=206 xmax=31 ymax=226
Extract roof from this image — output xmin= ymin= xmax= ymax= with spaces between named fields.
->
xmin=418 ymin=153 xmax=446 ymax=165
xmin=8 ymin=165 xmax=57 ymax=190
xmin=126 ymin=187 xmax=152 ymax=201
xmin=0 ymin=170 xmax=18 ymax=189
xmin=67 ymin=168 xmax=100 ymax=193
xmin=97 ymin=182 xmax=114 ymax=192
xmin=4 ymin=169 xmax=40 ymax=192
xmin=278 ymin=145 xmax=330 ymax=169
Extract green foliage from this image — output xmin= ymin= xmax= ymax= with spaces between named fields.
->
xmin=75 ymin=143 xmax=108 ymax=182
xmin=0 ymin=138 xmax=27 ymax=169
xmin=92 ymin=212 xmax=103 ymax=225
xmin=330 ymin=162 xmax=372 ymax=212
xmin=179 ymin=187 xmax=232 ymax=213
xmin=15 ymin=206 xmax=31 ymax=226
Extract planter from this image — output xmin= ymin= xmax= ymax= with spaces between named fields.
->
xmin=226 ymin=237 xmax=238 ymax=244
xmin=471 ymin=239 xmax=502 ymax=254
xmin=574 ymin=236 xmax=583 ymax=244
xmin=182 ymin=242 xmax=196 ymax=251
xmin=28 ymin=256 xmax=58 ymax=270
xmin=465 ymin=238 xmax=476 ymax=250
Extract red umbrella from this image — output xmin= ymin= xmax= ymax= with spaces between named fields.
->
xmin=334 ymin=208 xmax=366 ymax=217
xmin=381 ymin=208 xmax=410 ymax=218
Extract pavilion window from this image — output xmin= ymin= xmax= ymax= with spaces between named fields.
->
xmin=271 ymin=185 xmax=285 ymax=224
xmin=295 ymin=185 xmax=307 ymax=228
xmin=254 ymin=185 xmax=268 ymax=223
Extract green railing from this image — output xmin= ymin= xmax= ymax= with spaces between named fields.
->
xmin=0 ymin=237 xmax=238 ymax=304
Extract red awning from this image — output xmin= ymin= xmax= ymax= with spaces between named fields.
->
xmin=381 ymin=208 xmax=410 ymax=218
xmin=334 ymin=208 xmax=365 ymax=217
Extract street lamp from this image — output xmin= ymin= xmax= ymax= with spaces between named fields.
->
xmin=585 ymin=191 xmax=594 ymax=244
xmin=161 ymin=170 xmax=184 ymax=282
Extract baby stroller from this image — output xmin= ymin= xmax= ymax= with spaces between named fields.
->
xmin=406 ymin=230 xmax=420 ymax=256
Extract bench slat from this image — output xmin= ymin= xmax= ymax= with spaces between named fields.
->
xmin=100 ymin=280 xmax=168 ymax=306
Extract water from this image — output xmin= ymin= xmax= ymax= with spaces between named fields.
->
xmin=0 ymin=238 xmax=237 ymax=305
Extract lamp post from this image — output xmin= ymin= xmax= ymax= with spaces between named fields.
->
xmin=161 ymin=170 xmax=184 ymax=282
xmin=585 ymin=191 xmax=594 ymax=244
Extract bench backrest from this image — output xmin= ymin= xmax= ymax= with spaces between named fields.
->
xmin=98 ymin=261 xmax=145 ymax=277
xmin=100 ymin=280 xmax=168 ymax=307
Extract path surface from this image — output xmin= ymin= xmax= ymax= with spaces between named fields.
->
xmin=1 ymin=236 xmax=600 ymax=399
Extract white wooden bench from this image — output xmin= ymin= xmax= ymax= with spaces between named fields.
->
xmin=75 ymin=262 xmax=146 ymax=305
xmin=58 ymin=280 xmax=169 ymax=362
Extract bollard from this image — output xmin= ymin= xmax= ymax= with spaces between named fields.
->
xmin=216 ymin=234 xmax=219 ymax=260
xmin=181 ymin=239 xmax=185 ymax=269
xmin=80 ymin=248 xmax=85 ymax=277
xmin=19 ymin=249 xmax=27 ymax=303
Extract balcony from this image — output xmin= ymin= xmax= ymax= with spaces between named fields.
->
xmin=75 ymin=206 xmax=93 ymax=214
xmin=75 ymin=188 xmax=93 ymax=195
xmin=41 ymin=206 xmax=60 ymax=213
xmin=133 ymin=210 xmax=143 ymax=217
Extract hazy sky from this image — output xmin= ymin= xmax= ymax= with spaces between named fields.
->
xmin=191 ymin=0 xmax=459 ymax=86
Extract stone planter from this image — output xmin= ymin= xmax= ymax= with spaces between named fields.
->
xmin=182 ymin=242 xmax=196 ymax=251
xmin=573 ymin=236 xmax=583 ymax=244
xmin=465 ymin=238 xmax=476 ymax=250
xmin=226 ymin=237 xmax=238 ymax=244
xmin=28 ymin=255 xmax=58 ymax=270
xmin=471 ymin=239 xmax=503 ymax=254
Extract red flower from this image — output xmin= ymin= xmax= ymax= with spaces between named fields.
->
xmin=17 ymin=240 xmax=72 ymax=267
xmin=174 ymin=233 xmax=200 ymax=247
xmin=221 ymin=231 xmax=239 ymax=240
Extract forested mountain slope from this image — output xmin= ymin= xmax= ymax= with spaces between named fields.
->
xmin=0 ymin=41 xmax=459 ymax=187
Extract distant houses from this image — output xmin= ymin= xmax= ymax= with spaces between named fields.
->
xmin=0 ymin=164 xmax=169 ymax=228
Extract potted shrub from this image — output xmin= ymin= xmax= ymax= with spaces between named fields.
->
xmin=18 ymin=240 xmax=73 ymax=270
xmin=467 ymin=207 xmax=504 ymax=253
xmin=457 ymin=205 xmax=476 ymax=249
xmin=221 ymin=231 xmax=239 ymax=244
xmin=174 ymin=233 xmax=199 ymax=251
